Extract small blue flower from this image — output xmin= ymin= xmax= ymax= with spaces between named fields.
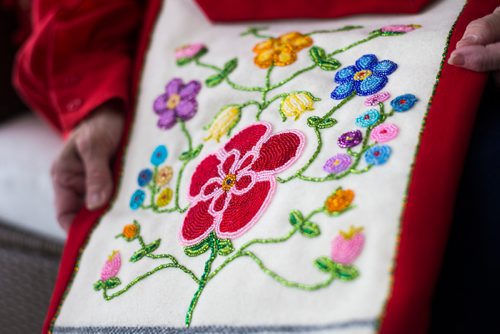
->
xmin=130 ymin=190 xmax=146 ymax=210
xmin=138 ymin=169 xmax=153 ymax=187
xmin=331 ymin=54 xmax=398 ymax=100
xmin=365 ymin=145 xmax=392 ymax=165
xmin=355 ymin=109 xmax=380 ymax=128
xmin=390 ymin=94 xmax=418 ymax=112
xmin=151 ymin=145 xmax=168 ymax=166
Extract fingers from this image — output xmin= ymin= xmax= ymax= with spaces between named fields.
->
xmin=456 ymin=8 xmax=500 ymax=48
xmin=449 ymin=43 xmax=500 ymax=72
xmin=51 ymin=142 xmax=85 ymax=231
xmin=74 ymin=122 xmax=115 ymax=210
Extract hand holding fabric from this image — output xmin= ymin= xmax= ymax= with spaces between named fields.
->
xmin=51 ymin=103 xmax=124 ymax=232
xmin=449 ymin=7 xmax=500 ymax=80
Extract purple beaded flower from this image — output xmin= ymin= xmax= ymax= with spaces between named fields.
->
xmin=338 ymin=130 xmax=363 ymax=148
xmin=153 ymin=78 xmax=201 ymax=130
xmin=323 ymin=153 xmax=352 ymax=174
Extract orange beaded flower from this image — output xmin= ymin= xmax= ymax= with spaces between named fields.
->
xmin=122 ymin=222 xmax=140 ymax=241
xmin=253 ymin=32 xmax=313 ymax=69
xmin=325 ymin=188 xmax=355 ymax=214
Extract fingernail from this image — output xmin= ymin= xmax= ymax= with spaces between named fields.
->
xmin=457 ymin=35 xmax=478 ymax=48
xmin=87 ymin=192 xmax=104 ymax=210
xmin=449 ymin=53 xmax=465 ymax=66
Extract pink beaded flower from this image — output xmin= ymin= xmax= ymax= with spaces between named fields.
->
xmin=364 ymin=91 xmax=390 ymax=106
xmin=175 ymin=43 xmax=207 ymax=65
xmin=100 ymin=250 xmax=121 ymax=281
xmin=370 ymin=123 xmax=399 ymax=143
xmin=331 ymin=227 xmax=365 ymax=265
xmin=381 ymin=24 xmax=422 ymax=33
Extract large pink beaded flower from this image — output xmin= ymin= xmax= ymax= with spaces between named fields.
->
xmin=180 ymin=122 xmax=305 ymax=246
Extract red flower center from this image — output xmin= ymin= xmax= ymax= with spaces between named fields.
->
xmin=364 ymin=115 xmax=370 ymax=120
xmin=374 ymin=151 xmax=380 ymax=157
xmin=399 ymin=99 xmax=407 ymax=105
xmin=221 ymin=174 xmax=237 ymax=192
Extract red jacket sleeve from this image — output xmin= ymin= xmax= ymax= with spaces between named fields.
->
xmin=195 ymin=0 xmax=434 ymax=21
xmin=13 ymin=0 xmax=143 ymax=135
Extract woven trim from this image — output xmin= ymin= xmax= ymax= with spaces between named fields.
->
xmin=53 ymin=319 xmax=376 ymax=333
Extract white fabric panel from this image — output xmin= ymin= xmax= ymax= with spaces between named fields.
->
xmin=55 ymin=0 xmax=465 ymax=331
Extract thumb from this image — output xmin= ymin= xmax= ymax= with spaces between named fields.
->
xmin=449 ymin=43 xmax=500 ymax=72
xmin=456 ymin=8 xmax=500 ymax=48
xmin=74 ymin=124 xmax=115 ymax=211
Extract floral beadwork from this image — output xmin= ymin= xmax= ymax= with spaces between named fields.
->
xmin=94 ymin=22 xmax=425 ymax=328
xmin=154 ymin=78 xmax=201 ymax=129
xmin=280 ymin=92 xmax=320 ymax=120
xmin=331 ymin=54 xmax=398 ymax=100
xmin=325 ymin=188 xmax=355 ymax=214
xmin=137 ymin=169 xmax=153 ymax=187
xmin=364 ymin=91 xmax=390 ymax=106
xmin=370 ymin=123 xmax=399 ymax=143
xmin=253 ymin=32 xmax=313 ymax=69
xmin=331 ymin=226 xmax=365 ymax=265
xmin=176 ymin=43 xmax=208 ymax=66
xmin=204 ymin=105 xmax=241 ymax=143
xmin=338 ymin=130 xmax=363 ymax=148
xmin=355 ymin=109 xmax=380 ymax=128
xmin=181 ymin=122 xmax=305 ymax=246
xmin=323 ymin=154 xmax=352 ymax=174
xmin=379 ymin=24 xmax=422 ymax=35
xmin=365 ymin=145 xmax=392 ymax=166
xmin=391 ymin=94 xmax=419 ymax=112
xmin=93 ymin=251 xmax=122 ymax=292
xmin=129 ymin=190 xmax=146 ymax=210
xmin=151 ymin=145 xmax=168 ymax=166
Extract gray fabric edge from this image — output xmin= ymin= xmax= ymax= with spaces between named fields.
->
xmin=53 ymin=319 xmax=376 ymax=333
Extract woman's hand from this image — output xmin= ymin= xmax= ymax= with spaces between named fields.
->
xmin=449 ymin=7 xmax=500 ymax=76
xmin=51 ymin=103 xmax=124 ymax=232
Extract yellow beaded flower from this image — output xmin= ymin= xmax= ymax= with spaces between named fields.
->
xmin=156 ymin=166 xmax=174 ymax=186
xmin=156 ymin=188 xmax=173 ymax=207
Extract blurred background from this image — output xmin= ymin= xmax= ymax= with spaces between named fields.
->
xmin=0 ymin=1 xmax=499 ymax=333
xmin=1 ymin=1 xmax=64 ymax=333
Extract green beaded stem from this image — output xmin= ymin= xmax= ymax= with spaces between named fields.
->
xmin=185 ymin=234 xmax=218 ymax=327
xmin=207 ymin=207 xmax=325 ymax=282
xmin=297 ymin=102 xmax=396 ymax=183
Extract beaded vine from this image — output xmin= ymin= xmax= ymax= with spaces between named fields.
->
xmin=95 ymin=23 xmax=421 ymax=327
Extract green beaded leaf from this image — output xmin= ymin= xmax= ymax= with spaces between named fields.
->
xmin=332 ymin=263 xmax=359 ymax=281
xmin=205 ymin=58 xmax=238 ymax=87
xmin=314 ymin=256 xmax=336 ymax=273
xmin=104 ymin=277 xmax=122 ymax=289
xmin=300 ymin=221 xmax=321 ymax=238
xmin=145 ymin=239 xmax=161 ymax=254
xmin=93 ymin=280 xmax=105 ymax=291
xmin=216 ymin=239 xmax=234 ymax=256
xmin=130 ymin=248 xmax=147 ymax=263
xmin=179 ymin=144 xmax=204 ymax=161
xmin=309 ymin=46 xmax=341 ymax=71
xmin=289 ymin=210 xmax=305 ymax=227
xmin=307 ymin=116 xmax=336 ymax=129
xmin=184 ymin=238 xmax=210 ymax=257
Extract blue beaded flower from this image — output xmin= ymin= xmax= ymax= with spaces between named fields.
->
xmin=151 ymin=145 xmax=168 ymax=166
xmin=137 ymin=169 xmax=153 ymax=187
xmin=355 ymin=109 xmax=380 ymax=128
xmin=130 ymin=189 xmax=146 ymax=210
xmin=390 ymin=94 xmax=418 ymax=112
xmin=365 ymin=145 xmax=392 ymax=165
xmin=331 ymin=54 xmax=398 ymax=100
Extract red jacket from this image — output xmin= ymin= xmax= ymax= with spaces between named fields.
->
xmin=13 ymin=0 xmax=432 ymax=136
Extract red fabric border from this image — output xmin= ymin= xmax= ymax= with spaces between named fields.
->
xmin=43 ymin=1 xmax=499 ymax=333
xmin=42 ymin=1 xmax=163 ymax=333
xmin=378 ymin=1 xmax=499 ymax=333
xmin=195 ymin=0 xmax=433 ymax=22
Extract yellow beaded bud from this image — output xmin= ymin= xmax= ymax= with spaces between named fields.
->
xmin=280 ymin=92 xmax=319 ymax=120
xmin=204 ymin=105 xmax=241 ymax=142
